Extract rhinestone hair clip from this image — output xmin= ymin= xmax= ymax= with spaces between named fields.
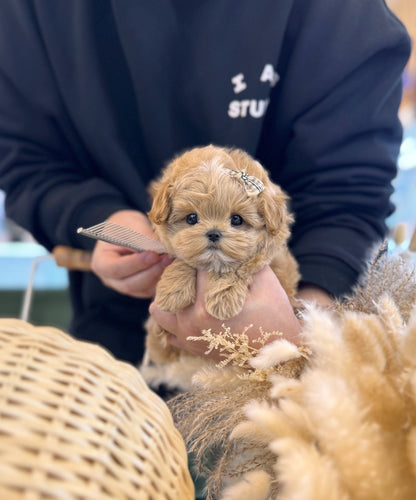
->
xmin=225 ymin=169 xmax=265 ymax=196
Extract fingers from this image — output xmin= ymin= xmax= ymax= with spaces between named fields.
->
xmin=88 ymin=209 xmax=175 ymax=298
xmin=101 ymin=259 xmax=168 ymax=297
xmin=92 ymin=246 xmax=164 ymax=279
xmin=91 ymin=240 xmax=173 ymax=298
xmin=247 ymin=265 xmax=282 ymax=295
xmin=193 ymin=269 xmax=209 ymax=311
xmin=106 ymin=209 xmax=155 ymax=236
xmin=148 ymin=265 xmax=302 ymax=361
xmin=149 ymin=301 xmax=216 ymax=358
xmin=149 ymin=301 xmax=178 ymax=329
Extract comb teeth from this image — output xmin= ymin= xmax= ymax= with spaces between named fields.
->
xmin=77 ymin=221 xmax=166 ymax=254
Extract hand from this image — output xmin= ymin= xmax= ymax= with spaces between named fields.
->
xmin=90 ymin=209 xmax=173 ymax=298
xmin=149 ymin=266 xmax=302 ymax=360
xmin=296 ymin=284 xmax=333 ymax=307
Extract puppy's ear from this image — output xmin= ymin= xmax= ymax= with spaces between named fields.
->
xmin=259 ymin=184 xmax=293 ymax=239
xmin=226 ymin=149 xmax=293 ymax=239
xmin=147 ymin=177 xmax=172 ymax=225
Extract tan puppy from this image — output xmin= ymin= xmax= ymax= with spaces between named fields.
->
xmin=144 ymin=145 xmax=300 ymax=364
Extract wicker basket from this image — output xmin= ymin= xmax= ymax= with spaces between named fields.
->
xmin=0 ymin=318 xmax=194 ymax=500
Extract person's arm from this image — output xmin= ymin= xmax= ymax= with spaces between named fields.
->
xmin=259 ymin=0 xmax=411 ymax=299
xmin=0 ymin=2 xmax=130 ymax=251
xmin=0 ymin=4 xmax=171 ymax=299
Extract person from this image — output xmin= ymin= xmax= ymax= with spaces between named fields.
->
xmin=0 ymin=1 xmax=410 ymax=364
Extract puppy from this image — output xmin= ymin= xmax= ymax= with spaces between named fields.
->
xmin=144 ymin=145 xmax=300 ymax=366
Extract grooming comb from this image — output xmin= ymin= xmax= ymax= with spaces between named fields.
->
xmin=77 ymin=221 xmax=166 ymax=254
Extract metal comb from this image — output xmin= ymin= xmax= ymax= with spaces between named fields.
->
xmin=77 ymin=221 xmax=166 ymax=254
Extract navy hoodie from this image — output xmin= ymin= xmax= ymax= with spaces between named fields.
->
xmin=0 ymin=1 xmax=410 ymax=363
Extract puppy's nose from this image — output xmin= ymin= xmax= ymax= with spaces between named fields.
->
xmin=206 ymin=229 xmax=222 ymax=242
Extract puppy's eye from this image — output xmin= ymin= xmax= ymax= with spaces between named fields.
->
xmin=230 ymin=214 xmax=243 ymax=226
xmin=186 ymin=213 xmax=199 ymax=225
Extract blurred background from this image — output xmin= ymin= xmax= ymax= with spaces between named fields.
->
xmin=0 ymin=0 xmax=415 ymax=328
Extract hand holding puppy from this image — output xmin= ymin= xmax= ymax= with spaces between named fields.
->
xmin=90 ymin=209 xmax=173 ymax=298
xmin=149 ymin=266 xmax=302 ymax=360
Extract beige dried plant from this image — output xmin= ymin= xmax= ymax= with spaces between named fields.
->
xmin=223 ymin=297 xmax=416 ymax=499
xmin=169 ymin=327 xmax=308 ymax=498
xmin=169 ymin=243 xmax=416 ymax=500
xmin=340 ymin=242 xmax=416 ymax=321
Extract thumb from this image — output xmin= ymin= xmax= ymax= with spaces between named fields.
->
xmin=194 ymin=269 xmax=209 ymax=304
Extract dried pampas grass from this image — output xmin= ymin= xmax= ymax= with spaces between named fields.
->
xmin=229 ymin=297 xmax=416 ymax=500
xmin=169 ymin=244 xmax=416 ymax=499
xmin=169 ymin=327 xmax=308 ymax=498
xmin=340 ymin=242 xmax=416 ymax=321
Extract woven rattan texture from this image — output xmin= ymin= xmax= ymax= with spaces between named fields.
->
xmin=0 ymin=318 xmax=194 ymax=500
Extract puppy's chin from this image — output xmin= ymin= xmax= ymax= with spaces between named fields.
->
xmin=169 ymin=237 xmax=239 ymax=272
xmin=157 ymin=222 xmax=275 ymax=272
xmin=191 ymin=248 xmax=238 ymax=273
xmin=164 ymin=232 xmax=270 ymax=273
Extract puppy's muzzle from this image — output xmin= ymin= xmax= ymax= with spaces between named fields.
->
xmin=206 ymin=229 xmax=222 ymax=243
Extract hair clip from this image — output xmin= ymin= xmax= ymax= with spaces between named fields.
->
xmin=225 ymin=169 xmax=265 ymax=196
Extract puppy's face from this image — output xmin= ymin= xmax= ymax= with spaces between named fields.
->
xmin=148 ymin=146 xmax=291 ymax=273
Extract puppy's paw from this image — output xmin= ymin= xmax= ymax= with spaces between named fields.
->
xmin=205 ymin=280 xmax=247 ymax=320
xmin=156 ymin=282 xmax=195 ymax=312
xmin=155 ymin=263 xmax=196 ymax=312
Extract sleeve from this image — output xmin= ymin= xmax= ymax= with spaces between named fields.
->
xmin=269 ymin=0 xmax=411 ymax=297
xmin=0 ymin=2 xmax=131 ymax=251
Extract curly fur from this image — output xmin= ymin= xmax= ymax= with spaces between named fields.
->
xmin=142 ymin=145 xmax=300 ymax=370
